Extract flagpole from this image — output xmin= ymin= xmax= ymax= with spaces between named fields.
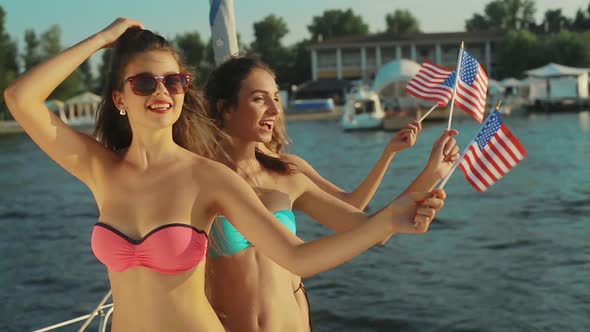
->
xmin=418 ymin=104 xmax=437 ymax=122
xmin=447 ymin=41 xmax=464 ymax=130
xmin=437 ymin=100 xmax=502 ymax=190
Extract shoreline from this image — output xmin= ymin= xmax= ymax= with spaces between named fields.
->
xmin=284 ymin=107 xmax=342 ymax=121
xmin=0 ymin=108 xmax=344 ymax=135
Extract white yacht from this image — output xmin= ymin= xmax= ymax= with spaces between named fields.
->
xmin=341 ymin=86 xmax=385 ymax=131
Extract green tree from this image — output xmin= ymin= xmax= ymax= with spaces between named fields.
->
xmin=251 ymin=14 xmax=289 ymax=56
xmin=385 ymin=9 xmax=421 ymax=34
xmin=282 ymin=39 xmax=312 ymax=88
xmin=79 ymin=60 xmax=94 ymax=91
xmin=465 ymin=14 xmax=489 ymax=31
xmin=22 ymin=29 xmax=41 ymax=70
xmin=542 ymin=9 xmax=572 ymax=33
xmin=36 ymin=25 xmax=82 ymax=99
xmin=0 ymin=5 xmax=19 ymax=119
xmin=174 ymin=31 xmax=208 ymax=85
xmin=307 ymin=9 xmax=369 ymax=42
xmin=572 ymin=9 xmax=589 ymax=30
xmin=175 ymin=31 xmax=206 ymax=69
xmin=465 ymin=0 xmax=536 ymax=31
xmin=544 ymin=31 xmax=589 ymax=67
xmin=95 ymin=49 xmax=111 ymax=94
xmin=504 ymin=0 xmax=536 ymax=30
xmin=496 ymin=30 xmax=544 ymax=78
xmin=572 ymin=4 xmax=590 ymax=30
xmin=40 ymin=25 xmax=62 ymax=57
xmin=250 ymin=14 xmax=291 ymax=87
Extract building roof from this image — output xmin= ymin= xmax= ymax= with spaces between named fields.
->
xmin=311 ymin=30 xmax=505 ymax=49
xmin=525 ymin=63 xmax=589 ymax=78
xmin=500 ymin=78 xmax=524 ymax=87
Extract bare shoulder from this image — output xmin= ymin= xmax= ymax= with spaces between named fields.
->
xmin=281 ymin=153 xmax=307 ymax=166
xmin=282 ymin=153 xmax=318 ymax=176
xmin=187 ymin=155 xmax=243 ymax=190
xmin=272 ymin=170 xmax=314 ymax=199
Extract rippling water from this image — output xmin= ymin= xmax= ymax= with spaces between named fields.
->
xmin=1 ymin=112 xmax=588 ymax=331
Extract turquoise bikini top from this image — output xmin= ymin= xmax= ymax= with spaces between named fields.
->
xmin=209 ymin=210 xmax=296 ymax=257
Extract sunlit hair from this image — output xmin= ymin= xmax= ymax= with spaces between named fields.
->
xmin=204 ymin=54 xmax=295 ymax=174
xmin=93 ymin=28 xmax=221 ymax=158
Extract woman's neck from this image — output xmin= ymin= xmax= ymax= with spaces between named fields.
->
xmin=125 ymin=127 xmax=179 ymax=169
xmin=222 ymin=135 xmax=261 ymax=171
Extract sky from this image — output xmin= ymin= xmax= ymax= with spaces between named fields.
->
xmin=1 ymin=0 xmax=588 ymax=66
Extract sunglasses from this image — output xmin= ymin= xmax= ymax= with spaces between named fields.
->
xmin=125 ymin=73 xmax=190 ymax=96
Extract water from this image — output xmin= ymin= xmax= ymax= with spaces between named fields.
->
xmin=1 ymin=112 xmax=589 ymax=331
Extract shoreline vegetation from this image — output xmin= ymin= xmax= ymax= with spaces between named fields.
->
xmin=3 ymin=1 xmax=590 ymax=120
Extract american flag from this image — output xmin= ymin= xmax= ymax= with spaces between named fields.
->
xmin=459 ymin=110 xmax=527 ymax=192
xmin=405 ymin=62 xmax=454 ymax=106
xmin=452 ymin=51 xmax=489 ymax=123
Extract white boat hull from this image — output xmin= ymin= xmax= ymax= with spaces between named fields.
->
xmin=341 ymin=113 xmax=384 ymax=130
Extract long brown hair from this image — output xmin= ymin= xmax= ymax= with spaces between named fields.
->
xmin=204 ymin=55 xmax=295 ymax=174
xmin=93 ymin=28 xmax=220 ymax=158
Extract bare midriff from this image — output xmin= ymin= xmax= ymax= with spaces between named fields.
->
xmin=108 ymin=263 xmax=225 ymax=332
xmin=207 ymin=248 xmax=308 ymax=332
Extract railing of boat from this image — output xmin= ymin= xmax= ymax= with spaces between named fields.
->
xmin=32 ymin=290 xmax=113 ymax=332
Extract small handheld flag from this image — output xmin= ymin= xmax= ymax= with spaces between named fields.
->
xmin=458 ymin=110 xmax=527 ymax=191
xmin=405 ymin=62 xmax=454 ymax=107
xmin=453 ymin=51 xmax=489 ymax=123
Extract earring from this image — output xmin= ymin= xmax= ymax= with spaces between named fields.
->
xmin=119 ymin=108 xmax=126 ymax=116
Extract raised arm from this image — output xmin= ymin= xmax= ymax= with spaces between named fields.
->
xmin=399 ymin=129 xmax=460 ymax=195
xmin=208 ymin=164 xmax=444 ymax=278
xmin=285 ymin=120 xmax=422 ymax=210
xmin=3 ymin=18 xmax=142 ymax=187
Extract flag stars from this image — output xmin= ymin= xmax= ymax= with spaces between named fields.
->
xmin=476 ymin=111 xmax=503 ymax=148
xmin=460 ymin=52 xmax=479 ymax=85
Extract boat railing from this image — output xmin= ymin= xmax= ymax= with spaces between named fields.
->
xmin=32 ymin=290 xmax=113 ymax=332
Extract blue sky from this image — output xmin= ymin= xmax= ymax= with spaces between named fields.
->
xmin=1 ymin=0 xmax=587 ymax=64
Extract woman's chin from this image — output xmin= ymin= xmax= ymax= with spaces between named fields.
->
xmin=258 ymin=135 xmax=273 ymax=144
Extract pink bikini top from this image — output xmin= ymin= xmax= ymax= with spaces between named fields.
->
xmin=91 ymin=222 xmax=208 ymax=275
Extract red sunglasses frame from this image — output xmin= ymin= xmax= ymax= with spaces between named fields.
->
xmin=124 ymin=73 xmax=190 ymax=96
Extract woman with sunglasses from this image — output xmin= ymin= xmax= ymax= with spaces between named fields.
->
xmin=203 ymin=55 xmax=459 ymax=332
xmin=4 ymin=18 xmax=447 ymax=332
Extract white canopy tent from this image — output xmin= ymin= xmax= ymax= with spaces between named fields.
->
xmin=524 ymin=63 xmax=589 ymax=101
xmin=371 ymin=59 xmax=422 ymax=109
xmin=372 ymin=59 xmax=421 ymax=93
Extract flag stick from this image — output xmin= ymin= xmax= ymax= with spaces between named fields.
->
xmin=418 ymin=104 xmax=438 ymax=122
xmin=447 ymin=41 xmax=464 ymax=131
xmin=437 ymin=100 xmax=502 ymax=190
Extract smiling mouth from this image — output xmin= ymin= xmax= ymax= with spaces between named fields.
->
xmin=259 ymin=120 xmax=274 ymax=130
xmin=148 ymin=103 xmax=172 ymax=114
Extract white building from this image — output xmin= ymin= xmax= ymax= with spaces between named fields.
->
xmin=309 ymin=30 xmax=504 ymax=81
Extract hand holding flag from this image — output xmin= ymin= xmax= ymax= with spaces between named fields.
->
xmin=438 ymin=102 xmax=527 ymax=191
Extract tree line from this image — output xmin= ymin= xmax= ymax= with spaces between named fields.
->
xmin=465 ymin=0 xmax=590 ymax=78
xmin=2 ymin=2 xmax=590 ymax=118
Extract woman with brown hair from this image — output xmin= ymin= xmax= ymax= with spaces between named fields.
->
xmin=4 ymin=18 xmax=447 ymax=332
xmin=204 ymin=55 xmax=458 ymax=332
